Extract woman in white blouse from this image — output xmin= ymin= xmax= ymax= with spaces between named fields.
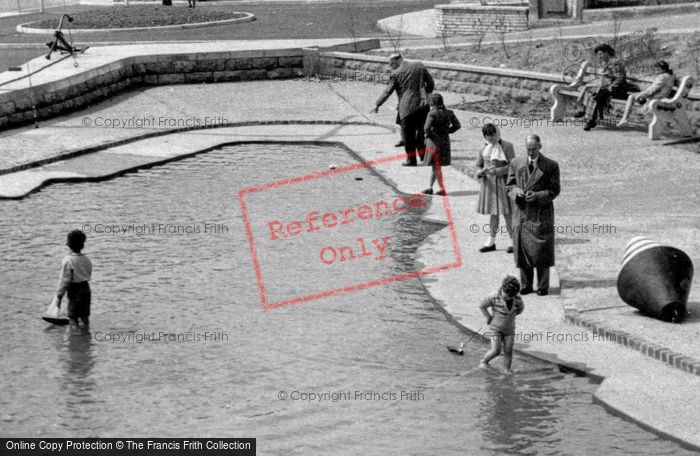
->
xmin=618 ymin=60 xmax=675 ymax=127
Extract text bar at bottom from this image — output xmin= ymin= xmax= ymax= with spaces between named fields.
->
xmin=1 ymin=439 xmax=255 ymax=455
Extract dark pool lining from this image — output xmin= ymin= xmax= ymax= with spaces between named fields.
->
xmin=0 ymin=120 xmax=390 ymax=178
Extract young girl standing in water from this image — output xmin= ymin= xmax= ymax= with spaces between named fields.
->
xmin=479 ymin=275 xmax=524 ymax=374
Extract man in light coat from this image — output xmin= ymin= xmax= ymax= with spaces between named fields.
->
xmin=506 ymin=135 xmax=560 ymax=295
xmin=372 ymin=54 xmax=434 ymax=166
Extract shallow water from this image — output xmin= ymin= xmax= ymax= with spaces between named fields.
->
xmin=0 ymin=143 xmax=692 ymax=455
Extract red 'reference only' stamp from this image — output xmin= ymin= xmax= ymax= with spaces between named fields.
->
xmin=238 ymin=151 xmax=461 ymax=309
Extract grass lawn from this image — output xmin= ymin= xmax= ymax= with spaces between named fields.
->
xmin=26 ymin=6 xmax=247 ymax=29
xmin=0 ymin=1 xmax=440 ymax=68
xmin=449 ymin=95 xmax=553 ymax=119
xmin=383 ymin=33 xmax=699 ymax=121
xmin=0 ymin=1 xmax=442 ymax=43
xmin=378 ymin=32 xmax=700 ymax=81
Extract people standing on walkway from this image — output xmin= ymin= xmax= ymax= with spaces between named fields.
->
xmin=371 ymin=53 xmax=434 ymax=166
xmin=575 ymin=44 xmax=628 ymax=131
xmin=56 ymin=229 xmax=93 ymax=328
xmin=188 ymin=0 xmax=196 ymax=7
xmin=506 ymin=135 xmax=560 ymax=296
xmin=475 ymin=123 xmax=515 ymax=253
xmin=422 ymin=93 xmax=461 ymax=196
xmin=479 ymin=275 xmax=524 ymax=374
xmin=617 ymin=60 xmax=675 ymax=127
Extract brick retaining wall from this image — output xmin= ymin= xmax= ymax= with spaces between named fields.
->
xmin=435 ymin=4 xmax=530 ymax=35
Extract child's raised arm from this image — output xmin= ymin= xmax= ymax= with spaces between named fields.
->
xmin=479 ymin=296 xmax=493 ymax=325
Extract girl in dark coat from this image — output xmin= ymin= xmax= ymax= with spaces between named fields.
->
xmin=422 ymin=93 xmax=461 ymax=195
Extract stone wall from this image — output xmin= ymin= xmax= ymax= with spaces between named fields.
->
xmin=0 ymin=40 xmax=378 ymax=130
xmin=313 ymin=50 xmax=559 ymax=102
xmin=2 ymin=41 xmax=697 ymax=133
xmin=435 ymin=4 xmax=529 ymax=35
xmin=310 ymin=50 xmax=700 ymax=130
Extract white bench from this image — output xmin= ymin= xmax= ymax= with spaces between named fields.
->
xmin=647 ymin=75 xmax=695 ymax=140
xmin=550 ymin=61 xmax=696 ymax=140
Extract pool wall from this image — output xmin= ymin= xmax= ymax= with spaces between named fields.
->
xmin=309 ymin=50 xmax=700 ymax=131
xmin=0 ymin=39 xmax=380 ymax=130
xmin=3 ymin=38 xmax=698 ymax=133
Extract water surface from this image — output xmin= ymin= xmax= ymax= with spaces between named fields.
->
xmin=0 ymin=143 xmax=692 ymax=455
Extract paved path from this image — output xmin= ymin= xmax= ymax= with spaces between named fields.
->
xmin=0 ymin=45 xmax=698 ymax=448
xmin=377 ymin=7 xmax=700 ymax=42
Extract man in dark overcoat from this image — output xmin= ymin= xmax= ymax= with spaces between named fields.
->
xmin=505 ymin=135 xmax=560 ymax=295
xmin=372 ymin=54 xmax=434 ymax=166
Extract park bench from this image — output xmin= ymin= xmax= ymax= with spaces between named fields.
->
xmin=550 ymin=61 xmax=696 ymax=140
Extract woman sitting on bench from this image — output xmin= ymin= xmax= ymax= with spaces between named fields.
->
xmin=617 ymin=60 xmax=675 ymax=127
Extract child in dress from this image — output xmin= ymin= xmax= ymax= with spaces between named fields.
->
xmin=479 ymin=275 xmax=524 ymax=374
xmin=56 ymin=229 xmax=93 ymax=328
xmin=422 ymin=93 xmax=461 ymax=196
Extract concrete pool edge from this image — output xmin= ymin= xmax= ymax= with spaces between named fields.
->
xmin=0 ymin=123 xmax=698 ymax=451
xmin=0 ymin=120 xmax=384 ymax=178
xmin=421 ymin=275 xmax=700 ymax=451
xmin=414 ymin=183 xmax=700 ymax=451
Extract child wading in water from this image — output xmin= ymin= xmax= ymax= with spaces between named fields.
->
xmin=479 ymin=275 xmax=524 ymax=374
xmin=56 ymin=230 xmax=93 ymax=328
xmin=422 ymin=92 xmax=461 ymax=196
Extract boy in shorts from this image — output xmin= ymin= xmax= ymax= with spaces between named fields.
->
xmin=56 ymin=230 xmax=93 ymax=328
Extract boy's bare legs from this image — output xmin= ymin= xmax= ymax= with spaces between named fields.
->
xmin=69 ymin=316 xmax=89 ymax=329
xmin=502 ymin=335 xmax=515 ymax=374
xmin=480 ymin=334 xmax=502 ymax=367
